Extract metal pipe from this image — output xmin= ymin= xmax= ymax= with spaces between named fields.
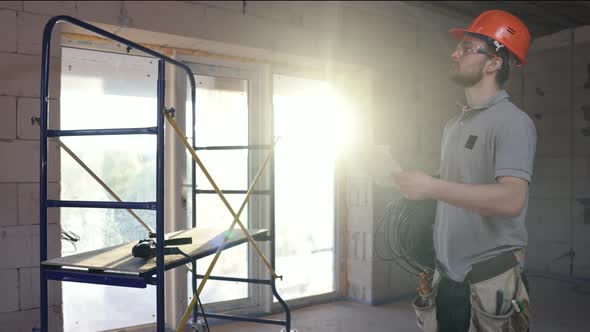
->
xmin=192 ymin=76 xmax=196 ymax=231
xmin=195 ymin=144 xmax=273 ymax=151
xmin=194 ymin=189 xmax=272 ymax=195
xmin=192 ymin=274 xmax=272 ymax=285
xmin=39 ymin=17 xmax=53 ymax=332
xmin=47 ymin=200 xmax=157 ymax=210
xmin=44 ymin=16 xmax=194 ymax=78
xmin=48 ymin=127 xmax=158 ymax=137
xmin=156 ymin=60 xmax=166 ymax=332
xmin=200 ymin=313 xmax=286 ymax=326
xmin=45 ymin=269 xmax=147 ymax=288
xmin=272 ymin=280 xmax=291 ymax=331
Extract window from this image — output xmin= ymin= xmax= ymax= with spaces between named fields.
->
xmin=273 ymin=74 xmax=353 ymax=300
xmin=184 ymin=65 xmax=255 ymax=306
xmin=60 ymin=47 xmax=158 ymax=331
xmin=59 ymin=47 xmax=354 ymax=328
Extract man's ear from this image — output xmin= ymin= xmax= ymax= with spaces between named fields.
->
xmin=494 ymin=57 xmax=503 ymax=70
xmin=486 ymin=56 xmax=503 ymax=73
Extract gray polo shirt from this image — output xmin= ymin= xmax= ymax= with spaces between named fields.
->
xmin=434 ymin=90 xmax=537 ymax=282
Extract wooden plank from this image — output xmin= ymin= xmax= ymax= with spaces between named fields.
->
xmin=43 ymin=227 xmax=269 ymax=274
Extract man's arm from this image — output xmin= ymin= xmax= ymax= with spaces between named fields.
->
xmin=392 ymin=172 xmax=528 ymax=218
xmin=430 ymin=176 xmax=528 ymax=218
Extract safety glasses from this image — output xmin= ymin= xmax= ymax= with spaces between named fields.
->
xmin=454 ymin=41 xmax=496 ymax=59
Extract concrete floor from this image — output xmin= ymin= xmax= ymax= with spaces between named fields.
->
xmin=210 ymin=276 xmax=590 ymax=332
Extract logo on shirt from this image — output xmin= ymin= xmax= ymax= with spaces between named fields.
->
xmin=465 ymin=135 xmax=478 ymax=150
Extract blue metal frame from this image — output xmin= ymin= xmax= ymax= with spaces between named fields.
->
xmin=195 ymin=144 xmax=273 ymax=150
xmin=47 ymin=127 xmax=158 ymax=137
xmin=155 ymin=59 xmax=166 ymax=332
xmin=40 ymin=15 xmax=291 ymax=332
xmin=45 ymin=268 xmax=148 ymax=289
xmin=195 ymin=189 xmax=272 ymax=195
xmin=47 ymin=200 xmax=157 ymax=210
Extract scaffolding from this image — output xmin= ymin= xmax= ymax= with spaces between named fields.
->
xmin=39 ymin=15 xmax=291 ymax=332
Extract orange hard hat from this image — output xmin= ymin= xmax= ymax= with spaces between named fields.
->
xmin=450 ymin=10 xmax=531 ymax=65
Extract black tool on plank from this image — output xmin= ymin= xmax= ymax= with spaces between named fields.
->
xmin=132 ymin=237 xmax=192 ymax=258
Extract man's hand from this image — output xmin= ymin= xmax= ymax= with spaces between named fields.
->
xmin=391 ymin=171 xmax=437 ymax=200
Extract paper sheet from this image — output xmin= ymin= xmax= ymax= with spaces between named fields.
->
xmin=345 ymin=145 xmax=402 ymax=185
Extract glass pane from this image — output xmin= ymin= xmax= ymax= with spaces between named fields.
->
xmin=273 ymin=74 xmax=338 ymax=300
xmin=187 ymin=75 xmax=248 ymax=146
xmin=193 ymin=194 xmax=248 ymax=303
xmin=184 ymin=73 xmax=250 ymax=304
xmin=61 ymin=48 xmax=157 ymax=331
xmin=195 ymin=150 xmax=248 ymax=191
xmin=61 ymin=49 xmax=157 ymax=130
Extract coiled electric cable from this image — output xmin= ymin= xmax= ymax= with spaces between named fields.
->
xmin=374 ymin=198 xmax=437 ymax=276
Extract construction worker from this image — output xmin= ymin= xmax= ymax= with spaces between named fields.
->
xmin=393 ymin=10 xmax=535 ymax=332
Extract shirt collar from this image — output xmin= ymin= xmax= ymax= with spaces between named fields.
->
xmin=458 ymin=90 xmax=509 ymax=113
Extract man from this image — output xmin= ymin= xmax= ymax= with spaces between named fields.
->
xmin=394 ymin=10 xmax=536 ymax=332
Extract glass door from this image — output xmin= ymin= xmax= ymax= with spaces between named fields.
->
xmin=272 ymin=74 xmax=349 ymax=300
xmin=184 ymin=62 xmax=260 ymax=308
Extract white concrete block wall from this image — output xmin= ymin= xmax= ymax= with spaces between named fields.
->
xmin=572 ymin=201 xmax=590 ymax=277
xmin=0 ymin=96 xmax=17 ymax=140
xmin=530 ymin=177 xmax=571 ymax=199
xmin=19 ymin=268 xmax=61 ymax=310
xmin=0 ymin=9 xmax=17 ymax=52
xmin=525 ymin=47 xmax=570 ymax=73
xmin=372 ymin=71 xmax=419 ymax=153
xmin=572 ymin=38 xmax=590 ymax=277
xmin=523 ymin=28 xmax=590 ymax=278
xmin=0 ymin=184 xmax=18 ymax=227
xmin=526 ymin=199 xmax=572 ymax=275
xmin=0 ymin=224 xmax=61 ymax=269
xmin=535 ymin=134 xmax=571 ymax=156
xmin=18 ymin=183 xmax=60 ymax=225
xmin=73 ymin=1 xmax=123 ymax=27
xmin=17 ymin=12 xmax=61 ymax=56
xmin=0 ymin=269 xmax=19 ymax=313
xmin=345 ymin=176 xmax=373 ymax=303
xmin=17 ymin=97 xmax=60 ymax=140
xmin=371 ymin=260 xmax=416 ymax=304
xmin=22 ymin=1 xmax=77 ymax=17
xmin=531 ymin=112 xmax=571 ymax=138
xmin=0 ymin=141 xmax=60 ymax=183
xmin=0 ymin=307 xmax=62 ymax=332
xmin=0 ymin=2 xmax=22 ymax=11
xmin=1 ymin=4 xmax=62 ymax=331
xmin=0 ymin=52 xmax=61 ymax=98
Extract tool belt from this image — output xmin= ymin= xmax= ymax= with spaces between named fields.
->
xmin=413 ymin=250 xmax=530 ymax=332
xmin=466 ymin=251 xmax=519 ymax=284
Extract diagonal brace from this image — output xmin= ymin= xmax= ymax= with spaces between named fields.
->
xmin=164 ymin=109 xmax=277 ymax=278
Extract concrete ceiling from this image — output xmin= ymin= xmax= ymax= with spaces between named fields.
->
xmin=418 ymin=1 xmax=590 ymax=39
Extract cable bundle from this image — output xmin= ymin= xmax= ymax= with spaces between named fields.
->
xmin=374 ymin=198 xmax=437 ymax=276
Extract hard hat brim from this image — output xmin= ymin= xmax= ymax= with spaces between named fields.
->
xmin=449 ymin=28 xmax=466 ymax=40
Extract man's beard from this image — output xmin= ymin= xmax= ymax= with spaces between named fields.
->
xmin=449 ymin=63 xmax=484 ymax=87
